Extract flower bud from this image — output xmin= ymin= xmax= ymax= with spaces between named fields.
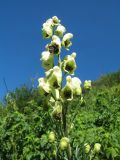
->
xmin=84 ymin=80 xmax=92 ymax=90
xmin=48 ymin=131 xmax=55 ymax=143
xmin=60 ymin=137 xmax=70 ymax=150
xmin=62 ymin=53 xmax=76 ymax=75
xmin=52 ymin=16 xmax=60 ymax=25
xmin=55 ymin=25 xmax=66 ymax=37
xmin=62 ymin=33 xmax=73 ymax=50
xmin=41 ymin=51 xmax=54 ymax=70
xmin=94 ymin=143 xmax=101 ymax=153
xmin=84 ymin=143 xmax=90 ymax=153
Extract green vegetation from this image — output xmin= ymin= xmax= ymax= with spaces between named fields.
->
xmin=0 ymin=71 xmax=120 ymax=160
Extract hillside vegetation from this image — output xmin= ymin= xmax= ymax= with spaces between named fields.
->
xmin=0 ymin=71 xmax=120 ymax=160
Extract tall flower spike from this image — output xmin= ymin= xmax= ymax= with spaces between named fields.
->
xmin=55 ymin=25 xmax=66 ymax=37
xmin=46 ymin=35 xmax=61 ymax=55
xmin=41 ymin=51 xmax=54 ymax=70
xmin=38 ymin=77 xmax=51 ymax=96
xmin=62 ymin=33 xmax=73 ymax=50
xmin=47 ymin=66 xmax=62 ymax=89
xmin=61 ymin=76 xmax=73 ymax=101
xmin=62 ymin=52 xmax=77 ymax=75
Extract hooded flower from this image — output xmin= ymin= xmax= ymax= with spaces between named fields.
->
xmin=60 ymin=137 xmax=70 ymax=150
xmin=41 ymin=51 xmax=54 ymax=70
xmin=46 ymin=35 xmax=61 ymax=55
xmin=45 ymin=18 xmax=54 ymax=27
xmin=38 ymin=77 xmax=50 ymax=96
xmin=52 ymin=16 xmax=60 ymax=25
xmin=55 ymin=25 xmax=66 ymax=37
xmin=47 ymin=66 xmax=62 ymax=89
xmin=42 ymin=23 xmax=53 ymax=39
xmin=84 ymin=80 xmax=92 ymax=90
xmin=62 ymin=33 xmax=73 ymax=50
xmin=61 ymin=76 xmax=73 ymax=101
xmin=62 ymin=52 xmax=77 ymax=75
xmin=71 ymin=77 xmax=82 ymax=96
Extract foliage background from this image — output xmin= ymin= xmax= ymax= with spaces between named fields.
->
xmin=0 ymin=71 xmax=120 ymax=159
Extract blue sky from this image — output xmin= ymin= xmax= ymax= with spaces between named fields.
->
xmin=0 ymin=0 xmax=120 ymax=99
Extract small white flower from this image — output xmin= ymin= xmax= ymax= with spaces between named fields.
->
xmin=62 ymin=33 xmax=73 ymax=49
xmin=71 ymin=77 xmax=82 ymax=96
xmin=55 ymin=25 xmax=66 ymax=37
xmin=46 ymin=35 xmax=61 ymax=55
xmin=62 ymin=52 xmax=77 ymax=75
xmin=45 ymin=18 xmax=54 ymax=27
xmin=41 ymin=51 xmax=54 ymax=70
xmin=42 ymin=25 xmax=53 ymax=39
xmin=52 ymin=35 xmax=61 ymax=46
xmin=38 ymin=77 xmax=50 ymax=96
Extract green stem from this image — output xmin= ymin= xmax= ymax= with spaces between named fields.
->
xmin=62 ymin=102 xmax=72 ymax=160
xmin=58 ymin=54 xmax=72 ymax=160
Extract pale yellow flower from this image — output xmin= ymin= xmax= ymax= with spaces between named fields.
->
xmin=62 ymin=33 xmax=73 ymax=49
xmin=55 ymin=25 xmax=66 ymax=37
xmin=38 ymin=77 xmax=50 ymax=96
xmin=52 ymin=16 xmax=60 ymax=25
xmin=84 ymin=80 xmax=92 ymax=89
xmin=62 ymin=52 xmax=76 ymax=75
xmin=41 ymin=51 xmax=54 ymax=70
xmin=47 ymin=66 xmax=62 ymax=88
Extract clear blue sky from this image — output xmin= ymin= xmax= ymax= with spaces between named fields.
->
xmin=0 ymin=0 xmax=120 ymax=99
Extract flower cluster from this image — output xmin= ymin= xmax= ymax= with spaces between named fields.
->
xmin=38 ymin=16 xmax=82 ymax=101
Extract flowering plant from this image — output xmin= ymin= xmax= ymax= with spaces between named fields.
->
xmin=38 ymin=16 xmax=93 ymax=159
